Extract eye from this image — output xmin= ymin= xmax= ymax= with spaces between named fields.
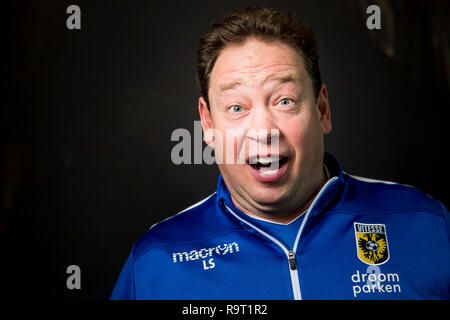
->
xmin=229 ymin=105 xmax=244 ymax=113
xmin=278 ymin=98 xmax=293 ymax=106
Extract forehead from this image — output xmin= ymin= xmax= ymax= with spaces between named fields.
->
xmin=210 ymin=38 xmax=306 ymax=89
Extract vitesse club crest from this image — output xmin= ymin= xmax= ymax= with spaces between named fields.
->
xmin=354 ymin=223 xmax=390 ymax=265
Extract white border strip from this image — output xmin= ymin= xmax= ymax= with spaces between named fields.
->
xmin=148 ymin=192 xmax=216 ymax=230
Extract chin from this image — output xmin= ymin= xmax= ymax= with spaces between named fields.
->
xmin=248 ymin=186 xmax=292 ymax=207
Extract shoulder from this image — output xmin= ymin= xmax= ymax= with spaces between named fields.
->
xmin=131 ymin=193 xmax=238 ymax=259
xmin=339 ymin=173 xmax=444 ymax=215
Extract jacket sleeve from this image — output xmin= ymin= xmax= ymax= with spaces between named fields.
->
xmin=110 ymin=248 xmax=136 ymax=300
xmin=439 ymin=201 xmax=450 ymax=245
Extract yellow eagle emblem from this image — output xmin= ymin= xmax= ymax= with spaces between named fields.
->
xmin=354 ymin=223 xmax=390 ymax=265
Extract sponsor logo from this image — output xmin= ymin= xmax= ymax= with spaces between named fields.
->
xmin=172 ymin=242 xmax=240 ymax=270
xmin=351 ymin=266 xmax=401 ymax=298
xmin=354 ymin=222 xmax=390 ymax=265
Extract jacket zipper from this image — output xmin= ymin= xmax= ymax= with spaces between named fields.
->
xmin=224 ymin=205 xmax=302 ymax=299
xmin=224 ymin=176 xmax=338 ymax=300
xmin=288 ymin=250 xmax=297 ymax=270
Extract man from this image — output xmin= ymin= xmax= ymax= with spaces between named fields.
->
xmin=111 ymin=7 xmax=450 ymax=299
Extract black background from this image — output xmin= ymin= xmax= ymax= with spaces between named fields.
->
xmin=1 ymin=0 xmax=448 ymax=300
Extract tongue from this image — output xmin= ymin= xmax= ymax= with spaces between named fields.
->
xmin=257 ymin=161 xmax=280 ymax=172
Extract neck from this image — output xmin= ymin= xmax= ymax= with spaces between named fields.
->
xmin=231 ymin=166 xmax=328 ymax=224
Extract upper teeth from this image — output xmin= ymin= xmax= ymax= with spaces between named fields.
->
xmin=253 ymin=156 xmax=279 ymax=164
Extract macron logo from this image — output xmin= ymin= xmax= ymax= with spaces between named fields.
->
xmin=172 ymin=242 xmax=240 ymax=263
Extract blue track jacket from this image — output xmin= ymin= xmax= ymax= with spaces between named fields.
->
xmin=111 ymin=153 xmax=450 ymax=300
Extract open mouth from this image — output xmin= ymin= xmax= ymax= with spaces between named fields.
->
xmin=247 ymin=155 xmax=289 ymax=182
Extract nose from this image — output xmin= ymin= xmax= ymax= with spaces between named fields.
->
xmin=246 ymin=105 xmax=280 ymax=145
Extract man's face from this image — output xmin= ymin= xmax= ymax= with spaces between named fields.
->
xmin=199 ymin=38 xmax=331 ymax=219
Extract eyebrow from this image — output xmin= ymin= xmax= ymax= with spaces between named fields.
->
xmin=264 ymin=73 xmax=300 ymax=86
xmin=218 ymin=73 xmax=299 ymax=93
xmin=219 ymin=79 xmax=243 ymax=92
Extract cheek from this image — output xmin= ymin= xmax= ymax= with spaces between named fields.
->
xmin=282 ymin=118 xmax=309 ymax=145
xmin=281 ymin=115 xmax=322 ymax=155
xmin=211 ymin=125 xmax=247 ymax=164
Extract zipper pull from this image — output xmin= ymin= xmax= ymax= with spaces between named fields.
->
xmin=288 ymin=250 xmax=297 ymax=270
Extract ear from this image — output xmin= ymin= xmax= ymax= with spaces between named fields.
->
xmin=198 ymin=96 xmax=215 ymax=146
xmin=317 ymin=84 xmax=332 ymax=134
